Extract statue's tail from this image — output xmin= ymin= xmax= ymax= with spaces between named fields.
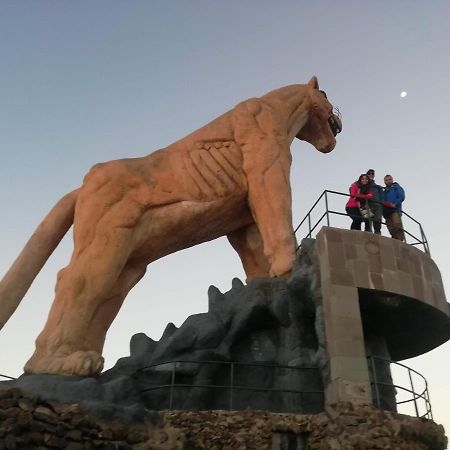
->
xmin=0 ymin=189 xmax=79 ymax=331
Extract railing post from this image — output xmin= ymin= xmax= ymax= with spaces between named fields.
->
xmin=419 ymin=223 xmax=429 ymax=255
xmin=169 ymin=363 xmax=176 ymax=410
xmin=420 ymin=225 xmax=425 ymax=252
xmin=325 ymin=190 xmax=330 ymax=226
xmin=229 ymin=362 xmax=234 ymax=411
xmin=369 ymin=356 xmax=381 ymax=408
xmin=408 ymin=368 xmax=420 ymax=417
xmin=425 ymin=379 xmax=433 ymax=420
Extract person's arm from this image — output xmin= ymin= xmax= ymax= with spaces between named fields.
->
xmin=356 ymin=190 xmax=373 ymax=200
xmin=349 ymin=183 xmax=359 ymax=198
xmin=395 ymin=186 xmax=405 ymax=207
xmin=378 ymin=185 xmax=384 ymax=202
xmin=349 ymin=183 xmax=373 ymax=200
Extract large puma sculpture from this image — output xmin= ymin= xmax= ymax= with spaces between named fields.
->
xmin=0 ymin=76 xmax=341 ymax=376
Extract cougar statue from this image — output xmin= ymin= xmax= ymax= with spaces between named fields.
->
xmin=0 ymin=76 xmax=341 ymax=376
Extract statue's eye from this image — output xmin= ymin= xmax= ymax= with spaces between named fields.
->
xmin=319 ymin=90 xmax=328 ymax=99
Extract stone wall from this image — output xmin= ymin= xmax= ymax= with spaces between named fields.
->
xmin=0 ymin=388 xmax=447 ymax=450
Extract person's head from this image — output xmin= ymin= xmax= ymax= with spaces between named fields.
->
xmin=384 ymin=174 xmax=394 ymax=186
xmin=358 ymin=174 xmax=369 ymax=185
xmin=366 ymin=169 xmax=375 ymax=181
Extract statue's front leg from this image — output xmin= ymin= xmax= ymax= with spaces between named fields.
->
xmin=245 ymin=157 xmax=296 ymax=278
xmin=227 ymin=223 xmax=271 ymax=281
xmin=233 ymin=100 xmax=296 ymax=278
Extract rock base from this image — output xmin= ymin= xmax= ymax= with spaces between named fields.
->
xmin=0 ymin=388 xmax=447 ymax=450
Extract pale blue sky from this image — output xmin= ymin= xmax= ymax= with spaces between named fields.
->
xmin=1 ymin=0 xmax=449 ymax=436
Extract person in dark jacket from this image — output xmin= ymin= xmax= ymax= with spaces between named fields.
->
xmin=366 ymin=169 xmax=384 ymax=234
xmin=383 ymin=174 xmax=405 ymax=241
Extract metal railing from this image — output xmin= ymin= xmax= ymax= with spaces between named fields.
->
xmin=294 ymin=190 xmax=430 ymax=254
xmin=0 ymin=359 xmax=432 ymax=420
xmin=368 ymin=356 xmax=433 ymax=419
xmin=0 ymin=373 xmax=16 ymax=380
xmin=138 ymin=360 xmax=323 ymax=412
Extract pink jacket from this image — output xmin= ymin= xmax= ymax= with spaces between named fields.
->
xmin=346 ymin=182 xmax=373 ymax=208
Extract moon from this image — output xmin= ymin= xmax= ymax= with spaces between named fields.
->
xmin=400 ymin=91 xmax=407 ymax=98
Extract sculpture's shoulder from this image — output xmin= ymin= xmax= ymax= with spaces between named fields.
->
xmin=233 ymin=84 xmax=309 ymax=121
xmin=232 ymin=97 xmax=265 ymax=118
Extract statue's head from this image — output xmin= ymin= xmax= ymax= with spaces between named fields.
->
xmin=296 ymin=76 xmax=342 ymax=153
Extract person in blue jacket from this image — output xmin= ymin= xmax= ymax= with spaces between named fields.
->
xmin=383 ymin=174 xmax=405 ymax=241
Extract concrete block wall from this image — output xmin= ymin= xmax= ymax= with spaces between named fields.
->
xmin=313 ymin=227 xmax=449 ymax=407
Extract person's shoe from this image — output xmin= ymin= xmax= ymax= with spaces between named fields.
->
xmin=374 ymin=231 xmax=381 ymax=235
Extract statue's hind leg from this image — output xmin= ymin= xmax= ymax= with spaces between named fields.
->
xmin=26 ymin=261 xmax=147 ymax=376
xmin=85 ymin=261 xmax=147 ymax=359
xmin=227 ymin=223 xmax=271 ymax=281
xmin=24 ymin=206 xmax=144 ymax=375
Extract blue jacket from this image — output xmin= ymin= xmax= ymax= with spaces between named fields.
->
xmin=368 ymin=181 xmax=384 ymax=203
xmin=383 ymin=182 xmax=405 ymax=211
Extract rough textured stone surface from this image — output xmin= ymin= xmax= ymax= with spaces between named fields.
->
xmin=0 ymin=389 xmax=446 ymax=450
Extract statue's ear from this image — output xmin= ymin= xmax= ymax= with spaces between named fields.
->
xmin=308 ymin=76 xmax=319 ymax=89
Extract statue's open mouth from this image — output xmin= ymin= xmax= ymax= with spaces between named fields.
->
xmin=329 ymin=114 xmax=342 ymax=137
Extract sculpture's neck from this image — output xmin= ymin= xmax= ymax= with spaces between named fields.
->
xmin=287 ymin=96 xmax=310 ymax=143
xmin=261 ymin=85 xmax=310 ymax=143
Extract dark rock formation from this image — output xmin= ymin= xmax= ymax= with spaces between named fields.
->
xmin=0 ymin=238 xmax=398 ymax=421
xmin=1 ymin=240 xmax=328 ymax=420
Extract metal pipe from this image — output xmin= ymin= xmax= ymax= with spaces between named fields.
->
xmin=229 ymin=362 xmax=234 ymax=411
xmin=424 ymin=378 xmax=433 ymax=420
xmin=0 ymin=373 xmax=16 ymax=380
xmin=369 ymin=356 xmax=381 ymax=408
xmin=169 ymin=363 xmax=176 ymax=410
xmin=294 ymin=190 xmax=326 ymax=233
xmin=325 ymin=191 xmax=330 ymax=226
xmin=408 ymin=368 xmax=420 ymax=417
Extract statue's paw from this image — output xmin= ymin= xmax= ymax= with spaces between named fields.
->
xmin=269 ymin=252 xmax=294 ymax=278
xmin=61 ymin=350 xmax=104 ymax=376
xmin=25 ymin=350 xmax=104 ymax=376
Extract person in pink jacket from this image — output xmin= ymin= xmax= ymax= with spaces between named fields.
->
xmin=345 ymin=174 xmax=373 ymax=230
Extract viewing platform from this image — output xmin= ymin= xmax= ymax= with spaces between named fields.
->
xmin=294 ymin=190 xmax=450 ymax=414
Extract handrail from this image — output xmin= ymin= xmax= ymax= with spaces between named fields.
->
xmin=138 ymin=360 xmax=323 ymax=412
xmin=294 ymin=190 xmax=327 ymax=233
xmin=295 ymin=190 xmax=430 ymax=255
xmin=0 ymin=373 xmax=16 ymax=380
xmin=368 ymin=356 xmax=433 ymax=419
xmin=138 ymin=359 xmax=321 ymax=372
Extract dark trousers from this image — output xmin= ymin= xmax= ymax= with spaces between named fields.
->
xmin=346 ymin=207 xmax=363 ymax=230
